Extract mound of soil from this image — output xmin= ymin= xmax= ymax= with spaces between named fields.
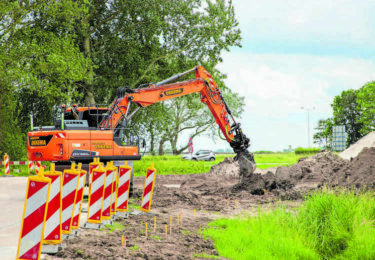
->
xmin=340 ymin=131 xmax=375 ymax=160
xmin=336 ymin=147 xmax=375 ymax=189
xmin=209 ymin=157 xmax=239 ymax=176
xmin=233 ymin=148 xmax=375 ymax=199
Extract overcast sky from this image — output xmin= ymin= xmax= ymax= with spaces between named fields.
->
xmin=187 ymin=0 xmax=375 ymax=152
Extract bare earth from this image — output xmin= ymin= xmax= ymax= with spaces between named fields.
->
xmin=45 ymin=147 xmax=375 ymax=259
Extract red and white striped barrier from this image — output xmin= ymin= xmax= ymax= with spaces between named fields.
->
xmin=35 ymin=161 xmax=41 ymax=174
xmin=72 ymin=163 xmax=87 ymax=229
xmin=0 ymin=160 xmax=27 ymax=165
xmin=4 ymin=153 xmax=9 ymax=175
xmin=87 ymin=165 xmax=106 ymax=223
xmin=89 ymin=158 xmax=102 ymax=194
xmin=16 ymin=167 xmax=51 ymax=260
xmin=61 ymin=164 xmax=80 ymax=234
xmin=102 ymin=164 xmax=115 ymax=220
xmin=55 ymin=133 xmax=66 ymax=139
xmin=116 ymin=162 xmax=132 ymax=212
xmin=110 ymin=164 xmax=118 ymax=215
xmin=28 ymin=161 xmax=34 ymax=174
xmin=43 ymin=164 xmax=62 ymax=245
xmin=140 ymin=163 xmax=157 ymax=212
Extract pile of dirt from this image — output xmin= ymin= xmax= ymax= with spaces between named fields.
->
xmin=209 ymin=157 xmax=239 ymax=176
xmin=233 ymin=148 xmax=375 ymax=199
xmin=340 ymin=131 xmax=375 ymax=160
xmin=336 ymin=147 xmax=375 ymax=189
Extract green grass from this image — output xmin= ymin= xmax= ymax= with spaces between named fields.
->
xmin=102 ymin=222 xmax=124 ymax=233
xmin=294 ymin=147 xmax=321 ymax=155
xmin=133 ymin=153 xmax=304 ymax=176
xmin=0 ymin=152 xmax=304 ymax=177
xmin=203 ymin=189 xmax=375 ymax=260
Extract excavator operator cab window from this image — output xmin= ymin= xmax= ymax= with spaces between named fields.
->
xmin=113 ymin=127 xmax=140 ymax=147
xmin=81 ymin=110 xmax=107 ymax=128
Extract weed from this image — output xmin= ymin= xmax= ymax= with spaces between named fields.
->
xmin=150 ymin=235 xmax=161 ymax=240
xmin=180 ymin=229 xmax=191 ymax=235
xmin=193 ymin=253 xmax=219 ymax=259
xmin=129 ymin=244 xmax=140 ymax=250
xmin=103 ymin=222 xmax=124 ymax=233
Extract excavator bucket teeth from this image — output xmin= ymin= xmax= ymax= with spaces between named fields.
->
xmin=238 ymin=153 xmax=256 ymax=179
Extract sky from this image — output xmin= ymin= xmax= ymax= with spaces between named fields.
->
xmin=186 ymin=0 xmax=375 ymax=152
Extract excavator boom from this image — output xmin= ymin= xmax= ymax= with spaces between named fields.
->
xmin=99 ymin=65 xmax=256 ymax=176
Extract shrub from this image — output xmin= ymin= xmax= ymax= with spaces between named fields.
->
xmin=294 ymin=147 xmax=321 ymax=155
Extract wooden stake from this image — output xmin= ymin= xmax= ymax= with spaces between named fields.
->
xmin=145 ymin=223 xmax=148 ymax=238
xmin=235 ymin=200 xmax=237 ymax=210
xmin=177 ymin=214 xmax=180 ymax=226
xmin=122 ymin=235 xmax=126 ymax=246
xmin=154 ymin=216 xmax=156 ymax=233
xmin=194 ymin=209 xmax=196 ymax=220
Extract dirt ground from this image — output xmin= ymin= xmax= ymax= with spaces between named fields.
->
xmin=47 ymin=147 xmax=375 ymax=259
xmin=50 ymin=173 xmax=285 ymax=260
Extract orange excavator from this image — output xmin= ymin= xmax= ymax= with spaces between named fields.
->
xmin=27 ymin=66 xmax=256 ymax=178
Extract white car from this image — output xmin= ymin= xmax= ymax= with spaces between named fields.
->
xmin=182 ymin=150 xmax=216 ymax=161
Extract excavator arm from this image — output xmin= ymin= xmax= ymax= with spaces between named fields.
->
xmin=99 ymin=65 xmax=256 ymax=176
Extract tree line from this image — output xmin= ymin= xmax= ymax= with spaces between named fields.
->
xmin=0 ymin=0 xmax=244 ymax=160
xmin=313 ymin=82 xmax=375 ymax=149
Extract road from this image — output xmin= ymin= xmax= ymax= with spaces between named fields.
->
xmin=0 ymin=176 xmax=28 ymax=260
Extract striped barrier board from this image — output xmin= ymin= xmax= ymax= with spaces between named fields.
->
xmin=102 ymin=164 xmax=114 ymax=220
xmin=140 ymin=163 xmax=157 ymax=212
xmin=29 ymin=161 xmax=34 ymax=174
xmin=87 ymin=166 xmax=106 ymax=223
xmin=61 ymin=164 xmax=80 ymax=234
xmin=16 ymin=167 xmax=51 ymax=260
xmin=110 ymin=164 xmax=118 ymax=215
xmin=55 ymin=133 xmax=66 ymax=139
xmin=71 ymin=164 xmax=87 ymax=229
xmin=35 ymin=161 xmax=41 ymax=175
xmin=43 ymin=164 xmax=62 ymax=245
xmin=4 ymin=154 xmax=9 ymax=175
xmin=89 ymin=158 xmax=103 ymax=194
xmin=0 ymin=161 xmax=27 ymax=165
xmin=116 ymin=162 xmax=132 ymax=212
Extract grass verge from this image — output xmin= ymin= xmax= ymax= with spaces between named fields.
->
xmin=133 ymin=153 xmax=303 ymax=176
xmin=0 ymin=153 xmax=305 ymax=177
xmin=204 ymin=189 xmax=375 ymax=260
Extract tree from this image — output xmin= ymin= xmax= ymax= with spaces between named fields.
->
xmin=331 ymin=89 xmax=363 ymax=147
xmin=0 ymin=0 xmax=243 ymax=158
xmin=357 ymin=81 xmax=375 ymax=135
xmin=313 ymin=89 xmax=363 ymax=149
xmin=0 ymin=0 xmax=93 ymax=159
xmin=313 ymin=119 xmax=333 ymax=149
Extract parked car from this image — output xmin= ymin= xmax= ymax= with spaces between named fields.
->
xmin=182 ymin=150 xmax=215 ymax=161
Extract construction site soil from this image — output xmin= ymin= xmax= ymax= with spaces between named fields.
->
xmin=52 ymin=148 xmax=375 ymax=259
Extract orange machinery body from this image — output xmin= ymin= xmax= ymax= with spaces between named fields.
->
xmin=27 ymin=130 xmax=139 ymax=162
xmin=27 ymin=65 xmax=253 ymax=165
